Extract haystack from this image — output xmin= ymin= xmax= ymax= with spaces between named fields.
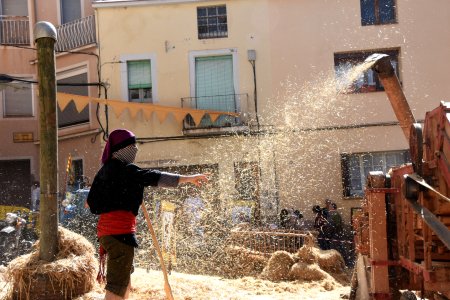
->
xmin=316 ymin=249 xmax=345 ymax=273
xmin=215 ymin=246 xmax=268 ymax=278
xmin=260 ymin=251 xmax=294 ymax=281
xmin=296 ymin=245 xmax=344 ymax=273
xmin=4 ymin=227 xmax=97 ymax=300
xmin=288 ymin=262 xmax=328 ymax=281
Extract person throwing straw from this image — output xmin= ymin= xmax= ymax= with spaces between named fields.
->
xmin=87 ymin=128 xmax=207 ymax=300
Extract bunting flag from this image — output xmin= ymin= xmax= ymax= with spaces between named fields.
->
xmin=56 ymin=92 xmax=239 ymax=126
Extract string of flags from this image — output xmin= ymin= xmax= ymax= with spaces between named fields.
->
xmin=56 ymin=92 xmax=239 ymax=126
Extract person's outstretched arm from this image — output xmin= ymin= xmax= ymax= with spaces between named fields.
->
xmin=178 ymin=174 xmax=208 ymax=186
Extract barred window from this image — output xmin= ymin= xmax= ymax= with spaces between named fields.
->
xmin=197 ymin=5 xmax=228 ymax=39
xmin=341 ymin=150 xmax=410 ymax=197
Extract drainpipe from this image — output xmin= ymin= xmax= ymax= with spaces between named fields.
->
xmin=248 ymin=49 xmax=259 ymax=131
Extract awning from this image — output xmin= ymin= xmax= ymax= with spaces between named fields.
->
xmin=57 ymin=92 xmax=239 ymax=126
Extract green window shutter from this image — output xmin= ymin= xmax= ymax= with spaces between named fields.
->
xmin=127 ymin=60 xmax=151 ymax=89
xmin=195 ymin=55 xmax=234 ymax=111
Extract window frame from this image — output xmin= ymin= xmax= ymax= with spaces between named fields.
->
xmin=197 ymin=5 xmax=228 ymax=40
xmin=341 ymin=150 xmax=410 ymax=198
xmin=127 ymin=60 xmax=152 ymax=103
xmin=334 ymin=49 xmax=400 ymax=94
xmin=120 ymin=53 xmax=157 ymax=104
xmin=2 ymin=76 xmax=35 ymax=118
xmin=56 ymin=66 xmax=90 ymax=128
xmin=360 ymin=0 xmax=397 ymax=26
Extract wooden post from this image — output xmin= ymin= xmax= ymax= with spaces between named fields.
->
xmin=367 ymin=172 xmax=390 ymax=298
xmin=34 ymin=22 xmax=58 ymax=262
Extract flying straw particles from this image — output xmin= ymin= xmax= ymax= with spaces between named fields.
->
xmin=3 ymin=226 xmax=97 ymax=300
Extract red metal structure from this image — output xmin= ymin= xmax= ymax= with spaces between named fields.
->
xmin=353 ymin=54 xmax=450 ymax=300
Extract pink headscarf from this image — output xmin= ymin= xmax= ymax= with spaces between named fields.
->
xmin=101 ymin=129 xmax=136 ymax=164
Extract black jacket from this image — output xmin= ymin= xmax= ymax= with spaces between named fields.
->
xmin=87 ymin=159 xmax=162 ymax=216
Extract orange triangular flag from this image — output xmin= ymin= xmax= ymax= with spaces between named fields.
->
xmin=209 ymin=113 xmax=221 ymax=123
xmin=109 ymin=101 xmax=129 ymax=118
xmin=57 ymin=93 xmax=73 ymax=111
xmin=73 ymin=96 xmax=90 ymax=113
xmin=171 ymin=111 xmax=188 ymax=124
xmin=189 ymin=111 xmax=205 ymax=126
xmin=156 ymin=111 xmax=169 ymax=124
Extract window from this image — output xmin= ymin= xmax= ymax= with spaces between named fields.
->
xmin=341 ymin=150 xmax=410 ymax=197
xmin=197 ymin=5 xmax=227 ymax=39
xmin=67 ymin=158 xmax=84 ymax=190
xmin=334 ymin=49 xmax=399 ymax=93
xmin=234 ymin=162 xmax=260 ymax=200
xmin=3 ymin=81 xmax=33 ymax=117
xmin=361 ymin=0 xmax=396 ymax=26
xmin=0 ymin=159 xmax=31 ymax=208
xmin=127 ymin=60 xmax=152 ymax=103
xmin=0 ymin=0 xmax=29 ymax=45
xmin=60 ymin=0 xmax=81 ymax=24
xmin=57 ymin=72 xmax=89 ymax=128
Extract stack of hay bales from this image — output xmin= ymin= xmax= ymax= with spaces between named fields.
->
xmin=5 ymin=227 xmax=97 ymax=300
xmin=261 ymin=245 xmax=345 ymax=282
xmin=213 ymin=245 xmax=268 ymax=278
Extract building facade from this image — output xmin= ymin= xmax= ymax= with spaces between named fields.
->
xmin=3 ymin=0 xmax=447 ymax=227
xmin=0 ymin=0 xmax=102 ymax=209
xmin=92 ymin=0 xmax=450 ymax=226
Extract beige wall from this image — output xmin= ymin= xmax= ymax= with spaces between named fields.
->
xmin=94 ymin=0 xmax=449 ymax=224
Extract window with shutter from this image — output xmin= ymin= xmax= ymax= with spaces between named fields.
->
xmin=3 ymin=82 xmax=33 ymax=117
xmin=127 ymin=60 xmax=152 ymax=103
xmin=57 ymin=72 xmax=89 ymax=128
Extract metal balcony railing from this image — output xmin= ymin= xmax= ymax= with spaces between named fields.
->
xmin=55 ymin=15 xmax=96 ymax=52
xmin=181 ymin=93 xmax=248 ymax=129
xmin=0 ymin=15 xmax=30 ymax=45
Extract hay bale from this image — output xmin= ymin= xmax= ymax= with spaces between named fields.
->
xmin=288 ymin=262 xmax=328 ymax=281
xmin=316 ymin=249 xmax=345 ymax=273
xmin=5 ymin=227 xmax=97 ymax=300
xmin=217 ymin=246 xmax=268 ymax=278
xmin=296 ymin=245 xmax=320 ymax=264
xmin=260 ymin=251 xmax=294 ymax=281
xmin=296 ymin=245 xmax=345 ymax=274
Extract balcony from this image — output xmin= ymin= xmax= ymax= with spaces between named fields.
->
xmin=55 ymin=15 xmax=96 ymax=52
xmin=181 ymin=93 xmax=249 ymax=135
xmin=0 ymin=15 xmax=30 ymax=45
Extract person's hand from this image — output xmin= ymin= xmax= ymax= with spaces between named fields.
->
xmin=179 ymin=174 xmax=209 ymax=186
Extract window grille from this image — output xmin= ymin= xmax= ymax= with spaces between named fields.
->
xmin=341 ymin=150 xmax=410 ymax=197
xmin=197 ymin=5 xmax=228 ymax=39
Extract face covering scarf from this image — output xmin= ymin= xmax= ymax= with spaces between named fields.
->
xmin=112 ymin=144 xmax=138 ymax=163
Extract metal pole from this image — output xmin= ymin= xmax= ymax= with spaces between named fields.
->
xmin=34 ymin=21 xmax=58 ymax=262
